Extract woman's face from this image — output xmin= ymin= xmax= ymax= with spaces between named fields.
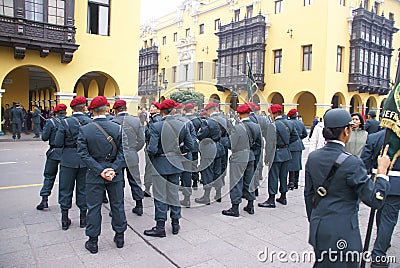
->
xmin=352 ymin=115 xmax=361 ymax=129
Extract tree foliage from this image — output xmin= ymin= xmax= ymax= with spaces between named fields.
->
xmin=169 ymin=90 xmax=205 ymax=108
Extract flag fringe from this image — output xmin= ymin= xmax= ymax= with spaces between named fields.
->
xmin=380 ymin=118 xmax=400 ymax=138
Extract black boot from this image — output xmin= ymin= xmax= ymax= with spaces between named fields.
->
xmin=258 ymin=195 xmax=276 ymax=208
xmin=243 ymin=200 xmax=254 ymax=214
xmin=294 ymin=171 xmax=299 ymax=189
xmin=254 ymin=188 xmax=259 ymax=197
xmin=85 ymin=236 xmax=98 ymax=254
xmin=132 ymin=200 xmax=143 ymax=216
xmin=144 ymin=221 xmax=166 ymax=238
xmin=144 ymin=186 xmax=151 ymax=197
xmin=180 ymin=195 xmax=191 ymax=208
xmin=80 ymin=210 xmax=87 ymax=228
xmin=276 ymin=192 xmax=287 ymax=205
xmin=192 ymin=181 xmax=198 ymax=190
xmin=61 ymin=210 xmax=71 ymax=230
xmin=171 ymin=219 xmax=180 ymax=235
xmin=102 ymin=191 xmax=108 ymax=203
xmin=288 ymin=171 xmax=295 ymax=190
xmin=222 ymin=204 xmax=239 ymax=217
xmin=194 ymin=188 xmax=211 ymax=205
xmin=36 ymin=196 xmax=48 ymax=210
xmin=114 ymin=232 xmax=124 ymax=248
xmin=214 ymin=188 xmax=222 ymax=202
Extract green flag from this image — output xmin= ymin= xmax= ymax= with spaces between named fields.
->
xmin=380 ymin=50 xmax=400 ymax=159
xmin=247 ymin=60 xmax=258 ymax=101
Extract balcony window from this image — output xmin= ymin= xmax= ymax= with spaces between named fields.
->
xmin=304 ymin=0 xmax=312 ymax=6
xmin=186 ymin=28 xmax=190 ymax=37
xmin=336 ymin=46 xmax=343 ymax=72
xmin=26 ymin=0 xmax=44 ymax=22
xmin=88 ymin=0 xmax=110 ymax=36
xmin=0 ymin=0 xmax=13 ymax=17
xmin=173 ymin=66 xmax=176 ymax=83
xmin=302 ymin=45 xmax=312 ymax=71
xmin=199 ymin=24 xmax=204 ymax=34
xmin=275 ymin=0 xmax=282 ymax=14
xmin=48 ymin=0 xmax=65 ymax=25
xmin=246 ymin=5 xmax=253 ymax=18
xmin=198 ymin=62 xmax=204 ymax=80
xmin=234 ymin=9 xmax=240 ymax=22
xmin=162 ymin=36 xmax=166 ymax=45
xmin=173 ymin=32 xmax=177 ymax=42
xmin=274 ymin=49 xmax=282 ymax=73
xmin=214 ymin=19 xmax=220 ymax=30
xmin=339 ymin=0 xmax=345 ymax=6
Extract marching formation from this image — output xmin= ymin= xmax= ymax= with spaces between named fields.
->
xmin=33 ymin=96 xmax=398 ymax=267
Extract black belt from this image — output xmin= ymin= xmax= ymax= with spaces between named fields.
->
xmin=276 ymin=145 xmax=288 ymax=149
xmin=49 ymin=145 xmax=56 ymax=149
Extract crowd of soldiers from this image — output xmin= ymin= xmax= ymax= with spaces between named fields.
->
xmin=32 ymin=95 xmax=398 ymax=267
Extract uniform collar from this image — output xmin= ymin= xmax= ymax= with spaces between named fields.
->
xmin=327 ymin=140 xmax=345 ymax=147
xmin=93 ymin=115 xmax=107 ymax=119
xmin=118 ymin=112 xmax=128 ymax=116
xmin=240 ymin=117 xmax=251 ymax=122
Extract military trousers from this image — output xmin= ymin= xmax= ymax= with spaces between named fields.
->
xmin=191 ymin=151 xmax=199 ymax=184
xmin=181 ymin=151 xmax=193 ymax=197
xmin=372 ymin=195 xmax=400 ymax=261
xmin=229 ymin=160 xmax=255 ymax=205
xmin=124 ymin=166 xmax=144 ymax=201
xmin=200 ymin=157 xmax=222 ymax=190
xmin=220 ymin=147 xmax=229 ymax=185
xmin=144 ymin=152 xmax=156 ymax=188
xmin=86 ymin=180 xmax=127 ymax=237
xmin=33 ymin=123 xmax=41 ymax=136
xmin=251 ymin=153 xmax=262 ymax=192
xmin=58 ymin=166 xmax=87 ymax=211
xmin=268 ymin=161 xmax=289 ymax=195
xmin=12 ymin=123 xmax=22 ymax=139
xmin=153 ymin=173 xmax=181 ymax=222
xmin=39 ymin=158 xmax=60 ymax=197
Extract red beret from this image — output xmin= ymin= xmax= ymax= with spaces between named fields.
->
xmin=174 ymin=102 xmax=182 ymax=109
xmin=113 ymin=99 xmax=126 ymax=109
xmin=70 ymin=96 xmax=87 ymax=107
xmin=184 ymin=103 xmax=195 ymax=111
xmin=247 ymin=102 xmax=260 ymax=111
xmin=88 ymin=96 xmax=108 ymax=109
xmin=54 ymin=103 xmax=67 ymax=112
xmin=237 ymin=103 xmax=252 ymax=114
xmin=204 ymin=102 xmax=219 ymax=111
xmin=268 ymin=104 xmax=283 ymax=114
xmin=106 ymin=102 xmax=110 ymax=107
xmin=200 ymin=111 xmax=207 ymax=116
xmin=159 ymin=99 xmax=176 ymax=110
xmin=151 ymin=101 xmax=161 ymax=109
xmin=287 ymin=109 xmax=297 ymax=117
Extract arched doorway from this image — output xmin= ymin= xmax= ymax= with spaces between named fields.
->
xmin=295 ymin=92 xmax=317 ymax=126
xmin=209 ymin=94 xmax=220 ymax=103
xmin=380 ymin=98 xmax=386 ymax=112
xmin=225 ymin=93 xmax=238 ymax=112
xmin=268 ymin=92 xmax=284 ymax=105
xmin=252 ymin=94 xmax=260 ymax=105
xmin=74 ymin=71 xmax=120 ymax=99
xmin=366 ymin=96 xmax=377 ymax=115
xmin=331 ymin=92 xmax=346 ymax=109
xmin=349 ymin=94 xmax=362 ymax=114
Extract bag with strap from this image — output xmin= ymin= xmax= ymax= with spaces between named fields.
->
xmin=312 ymin=152 xmax=351 ymax=208
xmin=92 ymin=122 xmax=117 ymax=161
xmin=63 ymin=116 xmax=81 ymax=146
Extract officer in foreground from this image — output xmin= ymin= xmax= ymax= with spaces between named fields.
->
xmin=304 ymin=109 xmax=391 ymax=267
xmin=36 ymin=104 xmax=67 ymax=210
xmin=77 ymin=96 xmax=126 ymax=253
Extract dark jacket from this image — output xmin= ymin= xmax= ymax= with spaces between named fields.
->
xmin=77 ymin=117 xmax=125 ymax=183
xmin=10 ymin=107 xmax=24 ymax=124
xmin=42 ymin=114 xmax=66 ymax=161
xmin=197 ymin=115 xmax=224 ymax=159
xmin=364 ymin=118 xmax=380 ymax=135
xmin=273 ymin=117 xmax=292 ymax=162
xmin=242 ymin=118 xmax=262 ymax=159
xmin=32 ymin=108 xmax=41 ymax=124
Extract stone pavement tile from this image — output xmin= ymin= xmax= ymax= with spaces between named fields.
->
xmin=36 ymin=255 xmax=84 ymax=268
xmin=221 ymin=231 xmax=270 ymax=257
xmin=268 ymin=218 xmax=307 ymax=235
xmin=29 ymin=229 xmax=69 ymax=248
xmin=0 ymin=215 xmax=24 ymax=230
xmin=25 ymin=220 xmax=61 ymax=235
xmin=69 ymin=238 xmax=115 ymax=256
xmin=0 ymin=235 xmax=31 ymax=254
xmin=149 ymin=233 xmax=192 ymax=253
xmin=22 ymin=210 xmax=55 ymax=225
xmin=0 ymin=248 xmax=36 ymax=268
xmin=179 ymin=229 xmax=218 ymax=246
xmin=33 ymin=242 xmax=75 ymax=261
xmin=118 ymin=243 xmax=175 ymax=267
xmin=173 ymin=217 xmax=203 ymax=233
xmin=64 ymin=226 xmax=87 ymax=242
xmin=187 ymin=259 xmax=226 ymax=268
xmin=78 ymin=248 xmax=126 ymax=268
xmin=164 ymin=247 xmax=214 ymax=267
xmin=0 ymin=225 xmax=27 ymax=239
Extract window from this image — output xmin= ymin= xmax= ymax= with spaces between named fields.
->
xmin=275 ymin=0 xmax=282 ymax=14
xmin=234 ymin=9 xmax=240 ymax=22
xmin=173 ymin=32 xmax=177 ymax=42
xmin=199 ymin=24 xmax=204 ymax=34
xmin=144 ymin=41 xmax=147 ymax=48
xmin=336 ymin=46 xmax=343 ymax=72
xmin=184 ymin=65 xmax=189 ymax=81
xmin=304 ymin=0 xmax=312 ymax=6
xmin=149 ymin=39 xmax=153 ymax=46
xmin=213 ymin=59 xmax=218 ymax=79
xmin=161 ymin=68 xmax=166 ymax=83
xmin=186 ymin=28 xmax=190 ymax=37
xmin=162 ymin=36 xmax=166 ymax=45
xmin=172 ymin=66 xmax=177 ymax=83
xmin=48 ymin=0 xmax=65 ymax=25
xmin=364 ymin=0 xmax=369 ymax=9
xmin=339 ymin=0 xmax=345 ymax=6
xmin=88 ymin=0 xmax=110 ymax=36
xmin=25 ymin=0 xmax=44 ymax=22
xmin=274 ymin=49 xmax=282 ymax=73
xmin=214 ymin=19 xmax=221 ymax=30
xmin=302 ymin=45 xmax=312 ymax=71
xmin=0 ymin=0 xmax=13 ymax=17
xmin=198 ymin=62 xmax=204 ymax=80
xmin=246 ymin=5 xmax=253 ymax=18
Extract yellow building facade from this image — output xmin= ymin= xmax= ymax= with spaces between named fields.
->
xmin=0 ymin=0 xmax=141 ymax=134
xmin=140 ymin=0 xmax=400 ymax=125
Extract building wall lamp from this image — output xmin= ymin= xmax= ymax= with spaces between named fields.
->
xmin=164 ymin=55 xmax=169 ymax=61
xmin=287 ymin=28 xmax=293 ymax=38
xmin=202 ymin=46 xmax=209 ymax=54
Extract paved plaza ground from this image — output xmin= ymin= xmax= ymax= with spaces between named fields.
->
xmin=0 ymin=132 xmax=399 ymax=267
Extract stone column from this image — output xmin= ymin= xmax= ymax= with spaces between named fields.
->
xmin=0 ymin=89 xmax=5 ymax=136
xmin=115 ymin=95 xmax=140 ymax=116
xmin=55 ymin=92 xmax=76 ymax=115
xmin=315 ymin=103 xmax=332 ymax=119
xmin=282 ymin=103 xmax=298 ymax=114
